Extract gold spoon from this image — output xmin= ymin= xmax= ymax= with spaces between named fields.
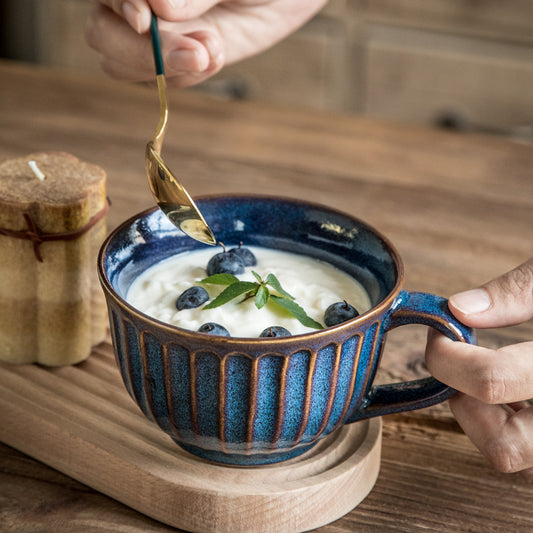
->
xmin=145 ymin=14 xmax=216 ymax=245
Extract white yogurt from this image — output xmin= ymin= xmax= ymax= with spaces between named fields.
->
xmin=126 ymin=247 xmax=371 ymax=337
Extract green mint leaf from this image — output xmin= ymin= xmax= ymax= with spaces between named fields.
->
xmin=201 ymin=273 xmax=240 ymax=286
xmin=200 ymin=269 xmax=323 ymax=332
xmin=251 ymin=270 xmax=263 ymax=283
xmin=255 ymin=285 xmax=270 ymax=309
xmin=265 ymin=273 xmax=294 ymax=300
xmin=203 ymin=281 xmax=258 ymax=309
xmin=270 ymin=295 xmax=323 ymax=329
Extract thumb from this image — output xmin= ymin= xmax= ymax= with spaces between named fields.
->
xmin=448 ymin=257 xmax=533 ymax=328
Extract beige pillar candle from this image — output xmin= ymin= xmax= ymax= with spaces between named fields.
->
xmin=0 ymin=152 xmax=108 ymax=365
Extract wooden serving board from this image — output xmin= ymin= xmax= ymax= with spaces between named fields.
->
xmin=0 ymin=340 xmax=382 ymax=533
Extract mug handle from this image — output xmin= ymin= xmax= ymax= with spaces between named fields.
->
xmin=346 ymin=290 xmax=476 ymax=422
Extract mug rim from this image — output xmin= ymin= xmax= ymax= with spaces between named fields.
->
xmin=97 ymin=194 xmax=405 ymax=345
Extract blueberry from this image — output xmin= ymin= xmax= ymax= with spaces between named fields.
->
xmin=324 ymin=301 xmax=359 ymax=327
xmin=198 ymin=322 xmax=230 ymax=336
xmin=230 ymin=243 xmax=257 ymax=267
xmin=259 ymin=326 xmax=291 ymax=338
xmin=176 ymin=286 xmax=209 ymax=310
xmin=206 ymin=244 xmax=245 ymax=276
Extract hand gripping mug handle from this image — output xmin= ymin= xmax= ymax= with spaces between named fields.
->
xmin=347 ymin=290 xmax=476 ymax=422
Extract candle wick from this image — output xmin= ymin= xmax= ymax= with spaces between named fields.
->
xmin=28 ymin=160 xmax=46 ymax=181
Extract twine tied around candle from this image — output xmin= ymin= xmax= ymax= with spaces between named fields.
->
xmin=0 ymin=198 xmax=110 ymax=262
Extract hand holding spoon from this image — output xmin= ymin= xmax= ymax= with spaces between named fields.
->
xmin=145 ymin=14 xmax=216 ymax=245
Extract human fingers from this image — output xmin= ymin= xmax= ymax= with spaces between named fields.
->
xmin=147 ymin=0 xmax=221 ymax=23
xmin=86 ymin=6 xmax=216 ymax=82
xmin=447 ymin=257 xmax=533 ymax=329
xmin=449 ymin=393 xmax=533 ymax=473
xmin=165 ymin=30 xmax=224 ymax=86
xmin=100 ymin=31 xmax=223 ymax=88
xmin=95 ymin=0 xmax=223 ymax=33
xmin=95 ymin=0 xmax=152 ymax=33
xmin=425 ymin=332 xmax=533 ymax=404
xmin=203 ymin=0 xmax=328 ymax=66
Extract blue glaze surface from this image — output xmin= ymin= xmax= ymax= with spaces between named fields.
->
xmin=98 ymin=195 xmax=476 ymax=466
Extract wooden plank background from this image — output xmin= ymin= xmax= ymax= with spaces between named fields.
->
xmin=0 ymin=60 xmax=532 ymax=532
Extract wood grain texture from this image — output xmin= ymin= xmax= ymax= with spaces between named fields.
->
xmin=0 ymin=60 xmax=532 ymax=532
xmin=0 ymin=342 xmax=382 ymax=533
xmin=364 ymin=24 xmax=533 ymax=129
xmin=358 ymin=0 xmax=533 ymax=45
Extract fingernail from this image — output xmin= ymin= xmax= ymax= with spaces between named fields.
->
xmin=212 ymin=51 xmax=224 ymax=68
xmin=122 ymin=2 xmax=142 ymax=33
xmin=201 ymin=35 xmax=223 ymax=66
xmin=168 ymin=48 xmax=209 ymax=72
xmin=450 ymin=288 xmax=492 ymax=314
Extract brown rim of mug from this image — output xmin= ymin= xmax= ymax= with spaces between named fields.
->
xmin=97 ymin=194 xmax=404 ymax=347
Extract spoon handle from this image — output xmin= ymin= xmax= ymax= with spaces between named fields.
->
xmin=150 ymin=13 xmax=165 ymax=76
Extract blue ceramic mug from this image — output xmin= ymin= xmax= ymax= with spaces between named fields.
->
xmin=98 ymin=196 xmax=475 ymax=466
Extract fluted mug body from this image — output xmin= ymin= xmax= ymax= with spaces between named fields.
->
xmin=99 ymin=196 xmax=475 ymax=465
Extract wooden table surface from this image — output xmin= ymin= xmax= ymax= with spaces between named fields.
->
xmin=1 ymin=59 xmax=532 ymax=532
